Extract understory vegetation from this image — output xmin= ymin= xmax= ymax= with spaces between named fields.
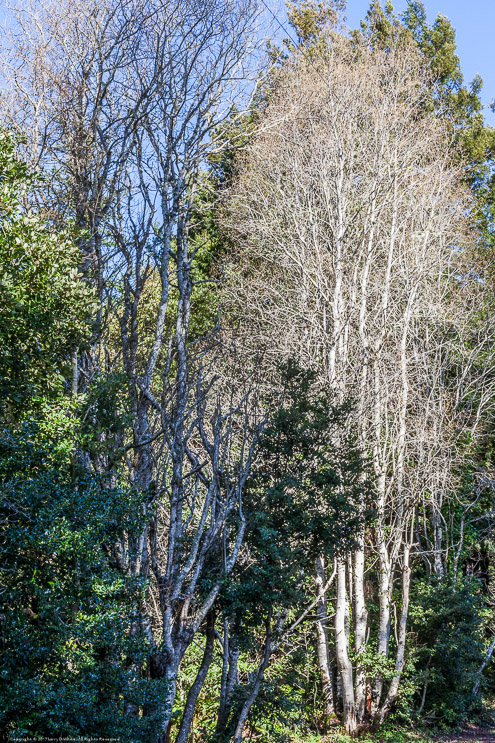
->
xmin=1 ymin=0 xmax=495 ymax=741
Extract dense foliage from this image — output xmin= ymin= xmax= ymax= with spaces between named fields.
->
xmin=0 ymin=130 xmax=163 ymax=739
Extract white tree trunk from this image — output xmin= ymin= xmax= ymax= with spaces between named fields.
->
xmin=353 ymin=534 xmax=368 ymax=723
xmin=376 ymin=523 xmax=413 ymax=725
xmin=335 ymin=559 xmax=356 ymax=735
xmin=315 ymin=555 xmax=335 ymax=725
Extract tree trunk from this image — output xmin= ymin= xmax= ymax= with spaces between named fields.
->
xmin=216 ymin=617 xmax=240 ymax=736
xmin=371 ymin=470 xmax=391 ymax=715
xmin=375 ymin=529 xmax=412 ymax=726
xmin=175 ymin=612 xmax=216 ymax=743
xmin=315 ymin=555 xmax=335 ymax=727
xmin=335 ymin=559 xmax=356 ymax=736
xmin=232 ymin=613 xmax=273 ymax=743
xmin=156 ymin=671 xmax=179 ymax=743
xmin=473 ymin=634 xmax=495 ymax=697
xmin=353 ymin=533 xmax=368 ymax=723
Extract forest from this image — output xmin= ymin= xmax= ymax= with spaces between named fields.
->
xmin=1 ymin=0 xmax=495 ymax=741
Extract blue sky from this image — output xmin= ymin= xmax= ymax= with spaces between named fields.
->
xmin=268 ymin=0 xmax=495 ymax=124
xmin=1 ymin=0 xmax=493 ymax=123
xmin=344 ymin=0 xmax=495 ymax=124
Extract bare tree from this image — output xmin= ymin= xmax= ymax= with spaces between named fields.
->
xmin=2 ymin=0 xmax=265 ymax=737
xmin=223 ymin=32 xmax=494 ymax=734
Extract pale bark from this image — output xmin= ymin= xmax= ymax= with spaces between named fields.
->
xmin=473 ymin=634 xmax=495 ymax=697
xmin=335 ymin=559 xmax=356 ymax=735
xmin=375 ymin=519 xmax=413 ymax=725
xmin=315 ymin=555 xmax=335 ymax=725
xmin=353 ymin=534 xmax=367 ymax=723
